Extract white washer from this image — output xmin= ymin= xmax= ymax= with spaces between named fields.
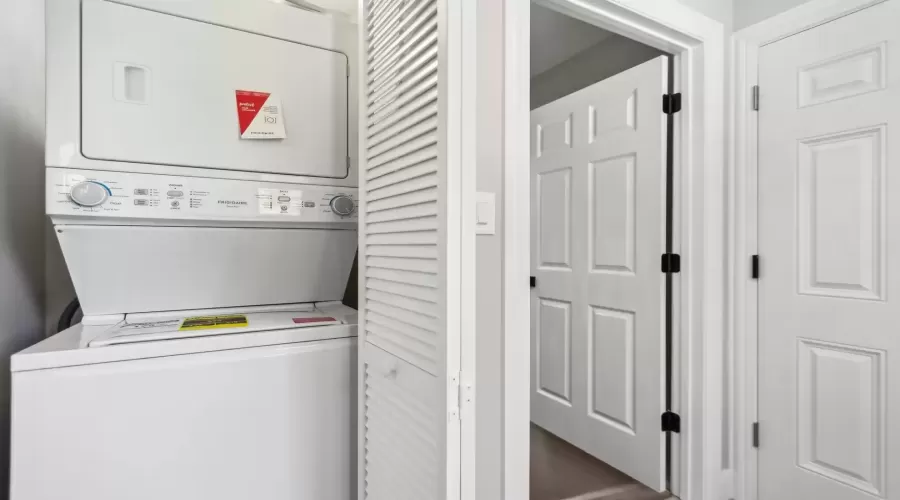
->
xmin=11 ymin=304 xmax=357 ymax=500
xmin=12 ymin=2 xmax=360 ymax=499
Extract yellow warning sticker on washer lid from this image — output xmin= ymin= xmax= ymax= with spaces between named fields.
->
xmin=179 ymin=315 xmax=249 ymax=331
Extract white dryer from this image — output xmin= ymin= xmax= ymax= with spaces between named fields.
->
xmin=11 ymin=1 xmax=360 ymax=499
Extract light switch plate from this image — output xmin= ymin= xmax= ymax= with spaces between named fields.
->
xmin=475 ymin=192 xmax=495 ymax=235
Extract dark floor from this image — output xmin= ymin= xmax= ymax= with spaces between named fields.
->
xmin=530 ymin=424 xmax=673 ymax=500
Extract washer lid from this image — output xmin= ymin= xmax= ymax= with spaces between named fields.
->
xmin=12 ymin=304 xmax=358 ymax=372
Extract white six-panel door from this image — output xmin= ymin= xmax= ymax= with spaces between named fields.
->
xmin=358 ymin=0 xmax=471 ymax=498
xmin=758 ymin=2 xmax=900 ymax=499
xmin=530 ymin=56 xmax=668 ymax=490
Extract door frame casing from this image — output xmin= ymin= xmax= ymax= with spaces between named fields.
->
xmin=730 ymin=1 xmax=889 ymax=499
xmin=503 ymin=1 xmax=725 ymax=499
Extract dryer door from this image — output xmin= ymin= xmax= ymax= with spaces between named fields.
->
xmin=80 ymin=0 xmax=349 ymax=178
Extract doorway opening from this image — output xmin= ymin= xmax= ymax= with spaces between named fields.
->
xmin=528 ymin=3 xmax=676 ymax=499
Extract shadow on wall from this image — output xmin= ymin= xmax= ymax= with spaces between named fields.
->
xmin=44 ymin=225 xmax=76 ymax=335
xmin=0 ymin=121 xmax=46 ymax=500
xmin=531 ymin=33 xmax=666 ymax=110
xmin=343 ymin=253 xmax=358 ymax=310
xmin=0 ymin=0 xmax=51 ymax=496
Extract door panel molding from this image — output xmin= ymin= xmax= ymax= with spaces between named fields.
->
xmin=731 ymin=2 xmax=890 ymax=499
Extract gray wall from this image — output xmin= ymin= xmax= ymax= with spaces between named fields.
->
xmin=531 ymin=34 xmax=666 ymax=109
xmin=0 ymin=0 xmax=50 ymax=494
xmin=475 ymin=1 xmax=505 ymax=499
xmin=735 ymin=0 xmax=811 ymax=30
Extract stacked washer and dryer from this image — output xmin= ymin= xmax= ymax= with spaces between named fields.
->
xmin=10 ymin=1 xmax=360 ymax=499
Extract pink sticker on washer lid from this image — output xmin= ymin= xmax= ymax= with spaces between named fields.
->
xmin=292 ymin=317 xmax=337 ymax=324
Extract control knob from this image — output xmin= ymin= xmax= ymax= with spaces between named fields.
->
xmin=330 ymin=195 xmax=356 ymax=216
xmin=69 ymin=181 xmax=110 ymax=207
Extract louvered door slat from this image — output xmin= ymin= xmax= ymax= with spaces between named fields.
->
xmin=368 ymin=40 xmax=437 ymax=107
xmin=367 ymin=170 xmax=438 ymax=201
xmin=367 ymin=276 xmax=440 ymax=299
xmin=366 ymin=231 xmax=438 ymax=246
xmin=367 ymin=117 xmax=438 ymax=159
xmin=368 ymin=6 xmax=436 ymax=78
xmin=359 ymin=0 xmax=467 ymax=497
xmin=365 ymin=200 xmax=438 ymax=223
xmin=367 ymin=147 xmax=438 ymax=180
xmin=369 ymin=75 xmax=438 ymax=125
xmin=368 ymin=134 xmax=436 ymax=169
xmin=369 ymin=65 xmax=438 ymax=124
xmin=368 ymin=0 xmax=433 ymax=62
xmin=367 ymin=159 xmax=437 ymax=190
xmin=369 ymin=92 xmax=438 ymax=141
xmin=368 ymin=216 xmax=438 ymax=234
xmin=368 ymin=30 xmax=437 ymax=89
xmin=366 ymin=0 xmax=403 ymax=27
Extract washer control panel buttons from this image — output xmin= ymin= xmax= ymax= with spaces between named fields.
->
xmin=49 ymin=169 xmax=358 ymax=221
xmin=69 ymin=181 xmax=110 ymax=207
xmin=329 ymin=195 xmax=355 ymax=216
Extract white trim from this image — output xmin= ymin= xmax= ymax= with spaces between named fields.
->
xmin=459 ymin=0 xmax=479 ymax=498
xmin=502 ymin=1 xmax=532 ymax=498
xmin=503 ymin=1 xmax=725 ymax=499
xmin=730 ymin=1 xmax=888 ymax=499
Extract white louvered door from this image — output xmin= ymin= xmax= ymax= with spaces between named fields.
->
xmin=357 ymin=0 xmax=472 ymax=499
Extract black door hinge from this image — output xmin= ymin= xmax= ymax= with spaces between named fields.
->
xmin=530 ymin=276 xmax=536 ymax=288
xmin=752 ymin=422 xmax=760 ymax=448
xmin=752 ymin=85 xmax=760 ymax=111
xmin=661 ymin=253 xmax=681 ymax=273
xmin=663 ymin=93 xmax=682 ymax=114
xmin=751 ymin=255 xmax=759 ymax=279
xmin=661 ymin=411 xmax=681 ymax=433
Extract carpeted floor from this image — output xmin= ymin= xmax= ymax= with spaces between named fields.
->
xmin=530 ymin=424 xmax=674 ymax=500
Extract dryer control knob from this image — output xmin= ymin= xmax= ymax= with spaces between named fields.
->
xmin=69 ymin=181 xmax=110 ymax=207
xmin=330 ymin=195 xmax=356 ymax=216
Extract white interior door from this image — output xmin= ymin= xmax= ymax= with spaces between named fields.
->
xmin=758 ymin=2 xmax=900 ymax=499
xmin=357 ymin=0 xmax=472 ymax=499
xmin=530 ymin=56 xmax=668 ymax=490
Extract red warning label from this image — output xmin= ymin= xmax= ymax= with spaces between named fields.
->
xmin=235 ymin=90 xmax=286 ymax=139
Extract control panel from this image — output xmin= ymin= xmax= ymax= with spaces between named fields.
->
xmin=47 ymin=168 xmax=358 ymax=223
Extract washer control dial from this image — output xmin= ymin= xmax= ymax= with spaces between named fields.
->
xmin=330 ymin=195 xmax=356 ymax=216
xmin=69 ymin=181 xmax=110 ymax=207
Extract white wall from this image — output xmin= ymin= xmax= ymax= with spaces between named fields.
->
xmin=0 ymin=0 xmax=49 ymax=495
xmin=677 ymin=0 xmax=733 ymax=30
xmin=531 ymin=33 xmax=666 ymax=109
xmin=734 ymin=0 xmax=811 ymax=30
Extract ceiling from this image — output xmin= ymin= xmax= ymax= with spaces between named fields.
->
xmin=530 ymin=4 xmax=613 ymax=77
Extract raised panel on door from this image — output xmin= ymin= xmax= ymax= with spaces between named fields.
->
xmin=758 ymin=3 xmax=900 ymax=499
xmin=796 ymin=339 xmax=886 ymax=497
xmin=530 ymin=56 xmax=668 ymax=491
xmin=588 ymin=307 xmax=635 ymax=432
xmin=537 ymin=168 xmax=572 ymax=269
xmin=536 ymin=299 xmax=572 ymax=404
xmin=590 ymin=155 xmax=636 ymax=274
